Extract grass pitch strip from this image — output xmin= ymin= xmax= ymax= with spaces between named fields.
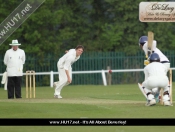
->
xmin=0 ymin=84 xmax=175 ymax=132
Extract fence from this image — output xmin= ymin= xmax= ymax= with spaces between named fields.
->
xmin=0 ymin=68 xmax=174 ymax=88
xmin=0 ymin=51 xmax=175 ymax=87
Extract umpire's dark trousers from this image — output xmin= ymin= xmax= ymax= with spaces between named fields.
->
xmin=7 ymin=76 xmax=22 ymax=99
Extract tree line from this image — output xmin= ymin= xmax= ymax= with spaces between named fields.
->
xmin=0 ymin=0 xmax=174 ymax=59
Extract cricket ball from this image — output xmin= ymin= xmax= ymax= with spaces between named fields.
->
xmin=109 ymin=70 xmax=112 ymax=73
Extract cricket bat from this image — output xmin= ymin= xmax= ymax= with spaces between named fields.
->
xmin=147 ymin=31 xmax=154 ymax=57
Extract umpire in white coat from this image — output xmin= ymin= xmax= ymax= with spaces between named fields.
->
xmin=3 ymin=40 xmax=26 ymax=99
xmin=54 ymin=45 xmax=84 ymax=98
xmin=142 ymin=53 xmax=171 ymax=106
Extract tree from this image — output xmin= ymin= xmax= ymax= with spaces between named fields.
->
xmin=0 ymin=0 xmax=174 ymax=57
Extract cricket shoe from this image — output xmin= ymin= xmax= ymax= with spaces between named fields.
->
xmin=54 ymin=95 xmax=62 ymax=99
xmin=163 ymin=95 xmax=172 ymax=106
xmin=145 ymin=99 xmax=156 ymax=106
xmin=164 ymin=101 xmax=172 ymax=106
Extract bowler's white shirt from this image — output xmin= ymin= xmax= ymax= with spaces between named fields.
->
xmin=4 ymin=48 xmax=25 ymax=76
xmin=143 ymin=40 xmax=169 ymax=62
xmin=58 ymin=49 xmax=80 ymax=70
xmin=144 ymin=62 xmax=168 ymax=80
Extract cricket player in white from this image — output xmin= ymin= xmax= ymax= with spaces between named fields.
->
xmin=139 ymin=36 xmax=170 ymax=70
xmin=54 ymin=45 xmax=84 ymax=98
xmin=142 ymin=53 xmax=171 ymax=106
xmin=139 ymin=36 xmax=170 ymax=101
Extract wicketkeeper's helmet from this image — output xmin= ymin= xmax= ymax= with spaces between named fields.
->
xmin=139 ymin=36 xmax=148 ymax=46
xmin=149 ymin=53 xmax=160 ymax=63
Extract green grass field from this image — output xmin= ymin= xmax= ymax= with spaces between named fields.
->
xmin=0 ymin=83 xmax=175 ymax=131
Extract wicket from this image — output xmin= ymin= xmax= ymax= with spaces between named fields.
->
xmin=160 ymin=69 xmax=173 ymax=105
xmin=26 ymin=70 xmax=36 ymax=98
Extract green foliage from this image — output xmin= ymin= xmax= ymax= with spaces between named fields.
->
xmin=0 ymin=0 xmax=175 ymax=58
xmin=1 ymin=84 xmax=175 ymax=131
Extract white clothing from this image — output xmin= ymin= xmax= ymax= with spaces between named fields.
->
xmin=143 ymin=40 xmax=157 ymax=55
xmin=146 ymin=61 xmax=170 ymax=96
xmin=1 ymin=71 xmax=7 ymax=84
xmin=54 ymin=49 xmax=80 ymax=96
xmin=143 ymin=41 xmax=169 ymax=62
xmin=162 ymin=63 xmax=170 ymax=73
xmin=58 ymin=49 xmax=80 ymax=70
xmin=142 ymin=62 xmax=169 ymax=94
xmin=54 ymin=64 xmax=72 ymax=95
xmin=142 ymin=41 xmax=171 ymax=105
xmin=4 ymin=48 xmax=25 ymax=76
xmin=1 ymin=71 xmax=7 ymax=90
xmin=154 ymin=48 xmax=169 ymax=62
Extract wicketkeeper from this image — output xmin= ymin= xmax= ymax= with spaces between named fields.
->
xmin=141 ymin=53 xmax=171 ymax=106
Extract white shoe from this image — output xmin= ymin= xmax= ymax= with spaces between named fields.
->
xmin=164 ymin=101 xmax=171 ymax=106
xmin=54 ymin=95 xmax=62 ymax=99
xmin=145 ymin=99 xmax=156 ymax=106
xmin=163 ymin=94 xmax=172 ymax=106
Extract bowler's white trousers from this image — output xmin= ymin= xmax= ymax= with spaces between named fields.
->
xmin=142 ymin=76 xmax=169 ymax=94
xmin=54 ymin=62 xmax=72 ymax=96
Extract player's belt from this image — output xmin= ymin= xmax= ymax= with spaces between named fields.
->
xmin=160 ymin=61 xmax=170 ymax=63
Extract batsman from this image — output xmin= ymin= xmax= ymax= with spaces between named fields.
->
xmin=138 ymin=31 xmax=171 ymax=105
